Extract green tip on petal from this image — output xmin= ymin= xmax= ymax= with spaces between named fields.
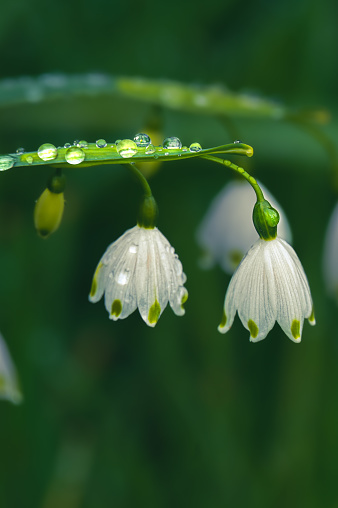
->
xmin=148 ymin=299 xmax=161 ymax=325
xmin=219 ymin=310 xmax=227 ymax=329
xmin=181 ymin=291 xmax=188 ymax=310
xmin=89 ymin=262 xmax=103 ymax=298
xmin=309 ymin=307 xmax=316 ymax=326
xmin=111 ymin=299 xmax=122 ymax=318
xmin=291 ymin=319 xmax=301 ymax=340
xmin=248 ymin=319 xmax=259 ymax=339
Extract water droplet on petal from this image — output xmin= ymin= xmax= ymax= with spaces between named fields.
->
xmin=37 ymin=143 xmax=58 ymax=161
xmin=73 ymin=140 xmax=80 ymax=147
xmin=0 ymin=155 xmax=15 ymax=171
xmin=162 ymin=137 xmax=182 ymax=150
xmin=145 ymin=144 xmax=155 ymax=155
xmin=96 ymin=139 xmax=107 ymax=148
xmin=64 ymin=143 xmax=71 ymax=149
xmin=78 ymin=140 xmax=88 ymax=148
xmin=16 ymin=147 xmax=25 ymax=154
xmin=25 ymin=155 xmax=34 ymax=164
xmin=134 ymin=133 xmax=151 ymax=147
xmin=65 ymin=146 xmax=85 ymax=165
xmin=234 ymin=140 xmax=242 ymax=144
xmin=189 ymin=142 xmax=202 ymax=152
xmin=116 ymin=139 xmax=138 ymax=158
xmin=116 ymin=270 xmax=130 ymax=285
xmin=129 ymin=243 xmax=138 ymax=254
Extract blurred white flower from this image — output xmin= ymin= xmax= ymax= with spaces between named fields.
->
xmin=218 ymin=237 xmax=315 ymax=342
xmin=0 ymin=333 xmax=22 ymax=404
xmin=89 ymin=225 xmax=188 ymax=326
xmin=323 ymin=202 xmax=338 ymax=303
xmin=196 ymin=180 xmax=292 ymax=274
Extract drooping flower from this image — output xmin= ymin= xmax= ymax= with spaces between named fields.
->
xmin=0 ymin=333 xmax=23 ymax=404
xmin=196 ymin=180 xmax=292 ymax=274
xmin=89 ymin=225 xmax=188 ymax=326
xmin=323 ymin=202 xmax=338 ymax=303
xmin=218 ymin=236 xmax=315 ymax=342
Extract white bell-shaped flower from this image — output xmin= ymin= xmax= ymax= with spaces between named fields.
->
xmin=323 ymin=202 xmax=338 ymax=303
xmin=0 ymin=333 xmax=22 ymax=404
xmin=89 ymin=225 xmax=188 ymax=326
xmin=197 ymin=180 xmax=292 ymax=274
xmin=218 ymin=237 xmax=315 ymax=342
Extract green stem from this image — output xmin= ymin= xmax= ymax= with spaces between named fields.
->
xmin=201 ymin=154 xmax=265 ymax=202
xmin=124 ymin=163 xmax=152 ymax=197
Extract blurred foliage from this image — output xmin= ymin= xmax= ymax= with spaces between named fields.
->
xmin=0 ymin=0 xmax=338 ymax=507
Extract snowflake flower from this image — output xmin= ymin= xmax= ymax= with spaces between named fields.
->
xmin=0 ymin=333 xmax=22 ymax=404
xmin=197 ymin=180 xmax=292 ymax=274
xmin=323 ymin=202 xmax=338 ymax=303
xmin=89 ymin=225 xmax=188 ymax=326
xmin=218 ymin=237 xmax=315 ymax=342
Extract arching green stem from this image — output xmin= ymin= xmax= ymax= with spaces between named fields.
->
xmin=201 ymin=154 xmax=265 ymax=202
xmin=124 ymin=163 xmax=158 ymax=228
xmin=124 ymin=162 xmax=153 ymax=197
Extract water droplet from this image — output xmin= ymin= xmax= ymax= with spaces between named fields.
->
xmin=96 ymin=139 xmax=107 ymax=148
xmin=116 ymin=270 xmax=130 ymax=285
xmin=182 ymin=146 xmax=188 ymax=152
xmin=234 ymin=140 xmax=242 ymax=144
xmin=73 ymin=140 xmax=80 ymax=147
xmin=134 ymin=133 xmax=151 ymax=147
xmin=0 ymin=155 xmax=15 ymax=171
xmin=64 ymin=143 xmax=71 ymax=149
xmin=65 ymin=146 xmax=85 ymax=165
xmin=129 ymin=243 xmax=138 ymax=254
xmin=16 ymin=147 xmax=25 ymax=154
xmin=189 ymin=142 xmax=202 ymax=152
xmin=37 ymin=143 xmax=58 ymax=161
xmin=25 ymin=155 xmax=34 ymax=164
xmin=78 ymin=140 xmax=88 ymax=148
xmin=116 ymin=139 xmax=138 ymax=158
xmin=145 ymin=144 xmax=155 ymax=155
xmin=162 ymin=137 xmax=182 ymax=150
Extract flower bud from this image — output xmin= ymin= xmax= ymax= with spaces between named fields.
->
xmin=253 ymin=199 xmax=280 ymax=240
xmin=34 ymin=188 xmax=65 ymax=238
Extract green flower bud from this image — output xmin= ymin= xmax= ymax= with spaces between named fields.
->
xmin=253 ymin=199 xmax=280 ymax=240
xmin=34 ymin=188 xmax=65 ymax=238
xmin=137 ymin=195 xmax=158 ymax=229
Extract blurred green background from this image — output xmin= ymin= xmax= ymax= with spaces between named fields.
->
xmin=0 ymin=0 xmax=337 ymax=507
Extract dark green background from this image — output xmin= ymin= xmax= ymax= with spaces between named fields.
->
xmin=0 ymin=1 xmax=337 ymax=507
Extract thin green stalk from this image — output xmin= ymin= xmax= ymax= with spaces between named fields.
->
xmin=201 ymin=154 xmax=265 ymax=202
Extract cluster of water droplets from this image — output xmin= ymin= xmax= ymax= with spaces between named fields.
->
xmin=0 ymin=134 xmax=205 ymax=171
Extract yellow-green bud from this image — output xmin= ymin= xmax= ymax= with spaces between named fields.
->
xmin=253 ymin=199 xmax=280 ymax=240
xmin=34 ymin=188 xmax=65 ymax=238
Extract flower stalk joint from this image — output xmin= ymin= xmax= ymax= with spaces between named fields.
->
xmin=253 ymin=199 xmax=280 ymax=240
xmin=137 ymin=195 xmax=158 ymax=229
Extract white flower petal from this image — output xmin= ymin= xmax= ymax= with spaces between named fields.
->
xmin=0 ymin=334 xmax=22 ymax=405
xmin=323 ymin=202 xmax=338 ymax=303
xmin=89 ymin=225 xmax=188 ymax=327
xmin=197 ymin=180 xmax=292 ymax=274
xmin=218 ymin=237 xmax=314 ymax=342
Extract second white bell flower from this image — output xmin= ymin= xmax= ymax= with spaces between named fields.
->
xmin=89 ymin=225 xmax=188 ymax=326
xmin=218 ymin=237 xmax=315 ymax=342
